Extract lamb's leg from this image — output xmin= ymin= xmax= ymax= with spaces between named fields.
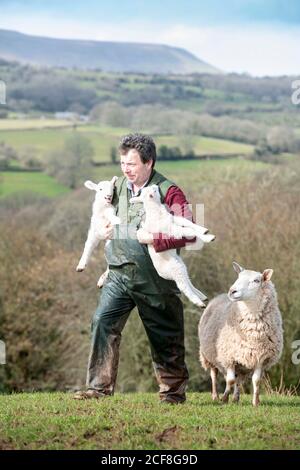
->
xmin=171 ymin=225 xmax=215 ymax=243
xmin=222 ymin=367 xmax=235 ymax=403
xmin=210 ymin=368 xmax=219 ymax=401
xmin=148 ymin=248 xmax=207 ymax=307
xmin=175 ymin=275 xmax=207 ymax=307
xmin=97 ymin=268 xmax=109 ymax=288
xmin=252 ymin=366 xmax=262 ymax=406
xmin=172 ymin=215 xmax=209 ymax=235
xmin=76 ymin=230 xmax=101 ymax=272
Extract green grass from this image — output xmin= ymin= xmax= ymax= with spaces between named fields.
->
xmin=0 ymin=171 xmax=70 ymax=198
xmin=0 ymin=392 xmax=299 ymax=450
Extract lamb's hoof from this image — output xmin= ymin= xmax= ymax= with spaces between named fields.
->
xmin=202 ymin=234 xmax=216 ymax=243
xmin=212 ymin=394 xmax=219 ymax=401
xmin=232 ymin=396 xmax=240 ymax=404
xmin=76 ymin=266 xmax=85 ymax=272
xmin=97 ymin=282 xmax=104 ymax=289
xmin=252 ymin=399 xmax=260 ymax=407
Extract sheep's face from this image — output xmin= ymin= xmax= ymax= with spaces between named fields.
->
xmin=228 ymin=262 xmax=273 ymax=302
xmin=84 ymin=176 xmax=118 ymax=203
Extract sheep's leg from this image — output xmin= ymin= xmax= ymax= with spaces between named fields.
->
xmin=210 ymin=368 xmax=219 ymax=401
xmin=97 ymin=268 xmax=109 ymax=288
xmin=76 ymin=230 xmax=101 ymax=272
xmin=252 ymin=366 xmax=262 ymax=406
xmin=232 ymin=377 xmax=241 ymax=403
xmin=222 ymin=367 xmax=235 ymax=404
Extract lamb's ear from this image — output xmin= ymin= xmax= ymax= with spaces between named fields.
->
xmin=262 ymin=269 xmax=273 ymax=282
xmin=111 ymin=176 xmax=118 ymax=186
xmin=232 ymin=262 xmax=244 ymax=274
xmin=84 ymin=180 xmax=97 ymax=191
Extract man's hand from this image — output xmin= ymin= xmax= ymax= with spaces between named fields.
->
xmin=136 ymin=228 xmax=154 ymax=245
xmin=104 ymin=223 xmax=114 ymax=240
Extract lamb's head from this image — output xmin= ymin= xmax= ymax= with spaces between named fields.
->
xmin=228 ymin=262 xmax=273 ymax=302
xmin=129 ymin=184 xmax=161 ymax=205
xmin=84 ymin=176 xmax=118 ymax=203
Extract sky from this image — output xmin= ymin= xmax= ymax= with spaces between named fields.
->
xmin=0 ymin=0 xmax=299 ymax=76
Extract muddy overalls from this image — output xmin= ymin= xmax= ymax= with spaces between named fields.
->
xmin=86 ymin=169 xmax=189 ymax=403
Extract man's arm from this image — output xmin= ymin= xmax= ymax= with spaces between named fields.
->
xmin=152 ymin=185 xmax=196 ymax=252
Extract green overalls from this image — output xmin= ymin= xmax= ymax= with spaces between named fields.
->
xmin=86 ymin=169 xmax=189 ymax=402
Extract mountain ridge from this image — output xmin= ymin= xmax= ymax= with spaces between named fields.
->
xmin=0 ymin=28 xmax=220 ymax=74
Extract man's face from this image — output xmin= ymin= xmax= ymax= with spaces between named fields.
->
xmin=120 ymin=149 xmax=153 ymax=187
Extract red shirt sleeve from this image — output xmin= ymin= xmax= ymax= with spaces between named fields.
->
xmin=152 ymin=185 xmax=196 ymax=252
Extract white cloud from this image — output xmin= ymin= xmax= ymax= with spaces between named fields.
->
xmin=0 ymin=14 xmax=299 ymax=76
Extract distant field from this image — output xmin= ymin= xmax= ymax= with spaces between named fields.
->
xmin=0 ymin=157 xmax=285 ymax=200
xmin=0 ymin=123 xmax=254 ymax=162
xmin=156 ymin=135 xmax=253 ymax=155
xmin=93 ymin=157 xmax=268 ymax=194
xmin=0 ymin=119 xmax=77 ymax=130
xmin=0 ymin=171 xmax=69 ymax=198
xmin=0 ymin=119 xmax=253 ymax=161
xmin=0 ymin=126 xmax=129 ymax=160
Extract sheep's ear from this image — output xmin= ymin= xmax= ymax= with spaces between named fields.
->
xmin=262 ymin=269 xmax=273 ymax=282
xmin=232 ymin=262 xmax=244 ymax=274
xmin=111 ymin=176 xmax=118 ymax=186
xmin=84 ymin=180 xmax=97 ymax=191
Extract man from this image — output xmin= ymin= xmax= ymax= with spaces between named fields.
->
xmin=74 ymin=134 xmax=196 ymax=404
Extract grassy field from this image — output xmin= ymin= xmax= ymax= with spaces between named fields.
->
xmin=0 ymin=171 xmax=70 ymax=198
xmin=0 ymin=155 xmax=290 ymax=200
xmin=0 ymin=392 xmax=299 ymax=450
xmin=93 ymin=157 xmax=270 ymax=194
xmin=0 ymin=118 xmax=77 ymax=130
xmin=0 ymin=124 xmax=254 ymax=163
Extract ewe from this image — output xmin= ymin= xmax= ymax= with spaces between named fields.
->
xmin=198 ymin=262 xmax=283 ymax=406
xmin=76 ymin=177 xmax=120 ymax=287
xmin=130 ymin=184 xmax=215 ymax=308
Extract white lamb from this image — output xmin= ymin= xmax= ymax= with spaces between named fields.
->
xmin=76 ymin=176 xmax=120 ymax=287
xmin=130 ymin=184 xmax=215 ymax=308
xmin=198 ymin=262 xmax=283 ymax=406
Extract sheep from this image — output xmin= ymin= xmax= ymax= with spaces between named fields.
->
xmin=198 ymin=262 xmax=283 ymax=406
xmin=76 ymin=176 xmax=120 ymax=287
xmin=129 ymin=184 xmax=215 ymax=308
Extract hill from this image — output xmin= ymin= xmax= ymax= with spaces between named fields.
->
xmin=0 ymin=29 xmax=220 ymax=75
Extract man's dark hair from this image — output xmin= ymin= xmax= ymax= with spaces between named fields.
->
xmin=119 ymin=133 xmax=156 ymax=167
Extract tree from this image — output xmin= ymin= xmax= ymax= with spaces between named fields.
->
xmin=0 ymin=142 xmax=18 ymax=169
xmin=45 ymin=132 xmax=94 ymax=189
xmin=110 ymin=146 xmax=118 ymax=165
